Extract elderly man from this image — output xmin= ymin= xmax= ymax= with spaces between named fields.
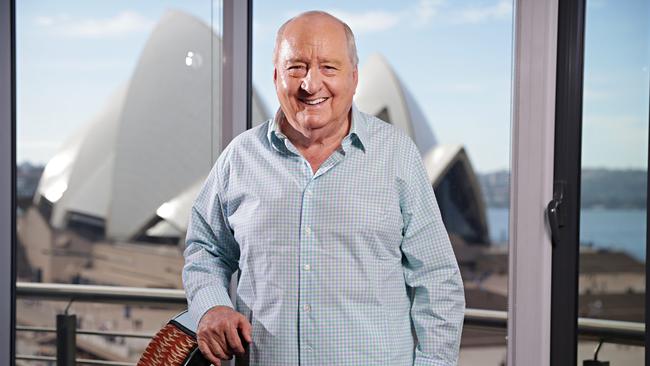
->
xmin=183 ymin=10 xmax=465 ymax=366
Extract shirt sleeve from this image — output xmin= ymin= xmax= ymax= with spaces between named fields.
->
xmin=182 ymin=161 xmax=240 ymax=326
xmin=398 ymin=140 xmax=466 ymax=366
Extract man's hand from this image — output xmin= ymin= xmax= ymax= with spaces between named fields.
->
xmin=196 ymin=306 xmax=253 ymax=365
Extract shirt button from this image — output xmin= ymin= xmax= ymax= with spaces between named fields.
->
xmin=303 ymin=304 xmax=311 ymax=312
xmin=303 ymin=264 xmax=311 ymax=271
xmin=305 ymin=226 xmax=312 ymax=234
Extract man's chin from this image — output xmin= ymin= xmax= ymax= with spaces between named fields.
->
xmin=296 ymin=114 xmax=330 ymax=129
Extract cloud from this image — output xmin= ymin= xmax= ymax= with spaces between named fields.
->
xmin=34 ymin=11 xmax=154 ymax=39
xmin=328 ymin=9 xmax=402 ymax=33
xmin=414 ymin=0 xmax=445 ymax=25
xmin=452 ymin=0 xmax=512 ymax=24
xmin=34 ymin=15 xmax=60 ymax=27
xmin=326 ymin=0 xmax=446 ymax=33
xmin=268 ymin=1 xmax=508 ymax=37
xmin=329 ymin=0 xmax=509 ymax=32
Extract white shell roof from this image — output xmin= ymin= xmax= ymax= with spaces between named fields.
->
xmin=35 ymin=10 xmax=268 ymax=240
xmin=354 ymin=53 xmax=437 ymax=155
xmin=37 ymin=86 xmax=125 ymax=228
xmin=107 ymin=10 xmax=220 ymax=239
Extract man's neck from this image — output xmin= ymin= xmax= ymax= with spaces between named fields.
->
xmin=277 ymin=109 xmax=352 ymax=173
xmin=278 ymin=110 xmax=351 ymax=152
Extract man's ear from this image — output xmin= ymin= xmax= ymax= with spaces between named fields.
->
xmin=273 ymin=68 xmax=278 ymax=84
xmin=352 ymin=66 xmax=359 ymax=92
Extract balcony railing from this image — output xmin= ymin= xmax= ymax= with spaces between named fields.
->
xmin=15 ymin=282 xmax=645 ymax=365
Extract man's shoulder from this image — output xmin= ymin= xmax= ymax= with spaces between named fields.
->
xmin=357 ymin=110 xmax=418 ymax=152
xmin=219 ymin=120 xmax=270 ymax=157
xmin=211 ymin=120 xmax=270 ymax=175
xmin=229 ymin=120 xmax=270 ymax=149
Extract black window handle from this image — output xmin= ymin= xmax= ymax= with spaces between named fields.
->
xmin=546 ymin=181 xmax=566 ymax=248
xmin=547 ymin=198 xmax=561 ymax=247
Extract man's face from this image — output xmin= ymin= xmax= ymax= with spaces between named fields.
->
xmin=273 ymin=17 xmax=358 ymax=134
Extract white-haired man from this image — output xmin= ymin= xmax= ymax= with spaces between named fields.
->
xmin=183 ymin=10 xmax=465 ymax=366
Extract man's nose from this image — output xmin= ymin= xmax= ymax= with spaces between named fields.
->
xmin=300 ymin=68 xmax=323 ymax=94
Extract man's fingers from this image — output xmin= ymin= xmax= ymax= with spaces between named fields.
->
xmin=195 ymin=307 xmax=250 ymax=361
xmin=197 ymin=338 xmax=221 ymax=366
xmin=238 ymin=317 xmax=253 ymax=344
xmin=225 ymin=324 xmax=245 ymax=355
xmin=208 ymin=333 xmax=232 ymax=360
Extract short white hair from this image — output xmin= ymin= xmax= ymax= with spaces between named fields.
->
xmin=272 ymin=10 xmax=359 ymax=67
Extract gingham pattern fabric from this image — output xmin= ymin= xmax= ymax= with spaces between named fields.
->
xmin=183 ymin=105 xmax=465 ymax=365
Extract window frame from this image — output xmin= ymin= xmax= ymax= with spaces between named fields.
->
xmin=221 ymin=0 xmax=253 ymax=161
xmin=507 ymin=0 xmax=559 ymax=364
xmin=1 ymin=0 xmax=15 ymax=363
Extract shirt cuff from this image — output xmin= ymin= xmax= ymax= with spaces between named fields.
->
xmin=187 ymin=285 xmax=234 ymax=326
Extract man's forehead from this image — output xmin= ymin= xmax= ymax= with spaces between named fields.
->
xmin=282 ymin=16 xmax=346 ymax=44
xmin=276 ymin=34 xmax=348 ymax=63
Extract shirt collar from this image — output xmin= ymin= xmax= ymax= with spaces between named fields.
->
xmin=267 ymin=103 xmax=367 ymax=155
xmin=348 ymin=103 xmax=368 ymax=152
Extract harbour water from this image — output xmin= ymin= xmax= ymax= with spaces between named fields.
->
xmin=487 ymin=207 xmax=647 ymax=262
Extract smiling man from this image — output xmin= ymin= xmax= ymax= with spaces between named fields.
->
xmin=183 ymin=10 xmax=465 ymax=366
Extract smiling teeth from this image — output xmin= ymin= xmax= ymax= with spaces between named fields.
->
xmin=304 ymin=98 xmax=326 ymax=105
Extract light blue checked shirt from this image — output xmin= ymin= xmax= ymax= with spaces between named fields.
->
xmin=183 ymin=105 xmax=465 ymax=365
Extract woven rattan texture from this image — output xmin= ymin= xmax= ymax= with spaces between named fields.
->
xmin=137 ymin=323 xmax=198 ymax=366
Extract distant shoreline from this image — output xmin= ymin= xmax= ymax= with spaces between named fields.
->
xmin=479 ymin=168 xmax=647 ymax=210
xmin=486 ymin=207 xmax=647 ymax=262
xmin=486 ymin=204 xmax=648 ymax=210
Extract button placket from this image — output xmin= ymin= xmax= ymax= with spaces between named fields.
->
xmin=299 ymin=178 xmax=316 ymax=360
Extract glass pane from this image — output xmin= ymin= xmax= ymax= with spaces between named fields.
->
xmin=253 ymin=1 xmax=513 ymax=364
xmin=15 ymin=1 xmax=222 ymax=362
xmin=578 ymin=0 xmax=649 ymax=364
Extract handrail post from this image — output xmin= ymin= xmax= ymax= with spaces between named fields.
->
xmin=56 ymin=314 xmax=76 ymax=366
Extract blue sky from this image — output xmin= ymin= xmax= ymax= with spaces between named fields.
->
xmin=16 ymin=0 xmax=649 ymax=173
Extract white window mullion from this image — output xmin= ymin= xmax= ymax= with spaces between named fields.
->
xmin=508 ymin=0 xmax=558 ymax=365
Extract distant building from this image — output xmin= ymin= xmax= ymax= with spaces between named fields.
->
xmin=16 ymin=162 xmax=44 ymax=208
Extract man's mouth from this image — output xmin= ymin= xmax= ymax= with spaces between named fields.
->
xmin=300 ymin=97 xmax=328 ymax=106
